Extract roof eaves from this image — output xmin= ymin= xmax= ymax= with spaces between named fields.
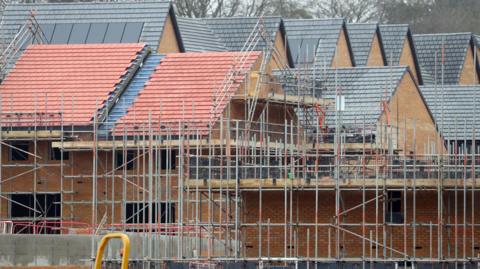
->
xmin=406 ymin=27 xmax=424 ymax=85
xmin=168 ymin=4 xmax=185 ymax=53
xmin=278 ymin=18 xmax=295 ymax=68
xmin=471 ymin=35 xmax=480 ymax=84
xmin=341 ymin=20 xmax=356 ymax=67
xmin=453 ymin=34 xmax=473 ymax=84
xmin=374 ymin=24 xmax=387 ymax=66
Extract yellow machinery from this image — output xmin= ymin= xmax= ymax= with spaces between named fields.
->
xmin=94 ymin=233 xmax=130 ymax=269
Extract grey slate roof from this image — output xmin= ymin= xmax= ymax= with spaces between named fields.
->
xmin=379 ymin=24 xmax=409 ymax=65
xmin=177 ymin=17 xmax=227 ymax=52
xmin=420 ymin=85 xmax=480 ymax=140
xmin=347 ymin=23 xmax=385 ymax=66
xmin=0 ymin=1 xmax=182 ymax=51
xmin=283 ymin=18 xmax=348 ymax=67
xmin=413 ymin=33 xmax=473 ymax=85
xmin=380 ymin=24 xmax=423 ymax=85
xmin=202 ymin=17 xmax=280 ymax=51
xmin=200 ymin=16 xmax=294 ymax=66
xmin=278 ymin=66 xmax=409 ymax=129
xmin=319 ymin=66 xmax=407 ymax=128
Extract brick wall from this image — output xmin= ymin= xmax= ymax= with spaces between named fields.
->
xmin=242 ymin=190 xmax=480 ymax=259
xmin=0 ymin=141 xmax=179 ymax=226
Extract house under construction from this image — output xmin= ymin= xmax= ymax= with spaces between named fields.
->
xmin=0 ymin=1 xmax=480 ymax=269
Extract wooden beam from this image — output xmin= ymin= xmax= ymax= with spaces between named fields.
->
xmin=52 ymin=139 xmax=215 ymax=150
xmin=186 ymin=178 xmax=480 ymax=189
xmin=53 ymin=139 xmax=393 ymax=152
xmin=1 ymin=130 xmax=63 ymax=139
xmin=233 ymin=92 xmax=333 ymax=107
xmin=315 ymin=143 xmax=396 ymax=152
xmin=52 ymin=139 xmax=394 ymax=152
xmin=53 ymin=139 xmax=292 ymax=150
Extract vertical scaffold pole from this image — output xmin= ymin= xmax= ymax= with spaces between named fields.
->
xmin=91 ymin=101 xmax=98 ymax=261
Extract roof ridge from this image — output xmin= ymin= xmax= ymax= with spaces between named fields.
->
xmin=414 ymin=32 xmax=473 ymax=37
xmin=348 ymin=22 xmax=379 ymax=26
xmin=284 ymin=18 xmax=343 ymax=21
xmin=203 ymin=16 xmax=281 ymax=20
xmin=163 ymin=51 xmax=263 ymax=59
xmin=380 ymin=24 xmax=409 ymax=27
xmin=321 ymin=65 xmax=408 ymax=70
xmin=420 ymin=85 xmax=480 ymax=88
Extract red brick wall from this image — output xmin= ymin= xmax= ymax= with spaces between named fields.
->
xmin=242 ymin=190 xmax=480 ymax=259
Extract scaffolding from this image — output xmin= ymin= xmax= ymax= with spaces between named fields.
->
xmin=0 ymin=10 xmax=48 ymax=80
xmin=0 ymin=17 xmax=479 ymax=269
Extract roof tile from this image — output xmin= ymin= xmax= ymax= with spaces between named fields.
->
xmin=177 ymin=17 xmax=227 ymax=52
xmin=278 ymin=66 xmax=407 ymax=130
xmin=115 ymin=51 xmax=262 ymax=134
xmin=0 ymin=43 xmax=145 ymax=126
xmin=284 ymin=18 xmax=345 ymax=67
xmin=379 ymin=24 xmax=409 ymax=65
xmin=414 ymin=33 xmax=473 ymax=85
xmin=202 ymin=17 xmax=281 ymax=52
xmin=347 ymin=23 xmax=381 ymax=66
xmin=420 ymin=85 xmax=480 ymax=140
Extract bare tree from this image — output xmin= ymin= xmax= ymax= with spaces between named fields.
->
xmin=269 ymin=0 xmax=313 ymax=18
xmin=311 ymin=0 xmax=380 ymax=22
xmin=243 ymin=0 xmax=269 ymax=17
xmin=175 ymin=0 xmax=270 ymax=18
xmin=380 ymin=0 xmax=480 ymax=33
xmin=174 ymin=0 xmax=312 ymax=18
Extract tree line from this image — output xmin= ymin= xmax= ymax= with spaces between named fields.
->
xmin=175 ymin=0 xmax=480 ymax=34
xmin=13 ymin=0 xmax=480 ymax=34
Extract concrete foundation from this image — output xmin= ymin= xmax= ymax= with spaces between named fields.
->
xmin=0 ymin=233 xmax=227 ymax=267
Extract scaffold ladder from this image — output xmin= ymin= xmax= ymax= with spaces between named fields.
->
xmin=209 ymin=17 xmax=264 ymax=127
xmin=0 ymin=10 xmax=48 ymax=80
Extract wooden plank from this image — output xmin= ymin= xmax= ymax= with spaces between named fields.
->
xmin=315 ymin=143 xmax=394 ymax=151
xmin=53 ymin=139 xmax=392 ymax=152
xmin=264 ymin=93 xmax=333 ymax=106
xmin=1 ymin=130 xmax=63 ymax=139
xmin=186 ymin=178 xmax=480 ymax=189
xmin=233 ymin=93 xmax=333 ymax=107
xmin=53 ymin=139 xmax=291 ymax=150
xmin=53 ymin=139 xmax=215 ymax=150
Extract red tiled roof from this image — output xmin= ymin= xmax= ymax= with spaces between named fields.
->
xmin=0 ymin=43 xmax=145 ymax=126
xmin=115 ymin=51 xmax=261 ymax=134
